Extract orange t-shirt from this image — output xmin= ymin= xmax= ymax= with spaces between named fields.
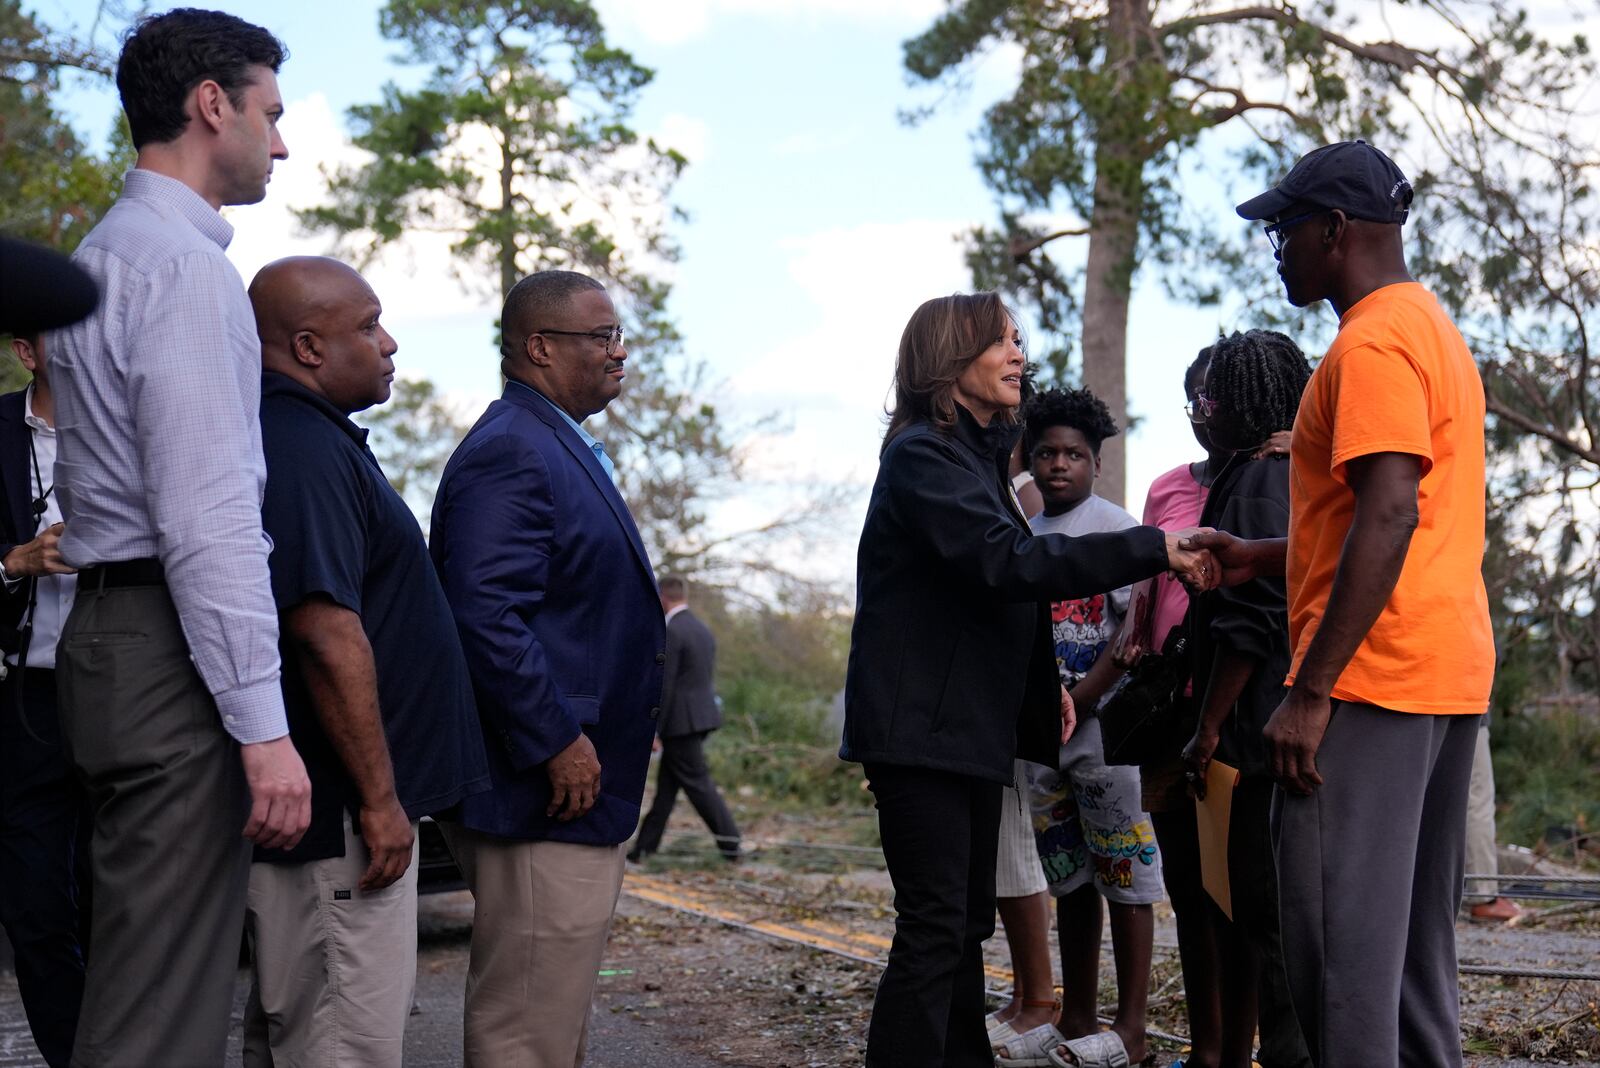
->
xmin=1285 ymin=282 xmax=1494 ymax=714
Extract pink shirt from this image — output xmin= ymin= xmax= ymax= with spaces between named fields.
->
xmin=1140 ymin=463 xmax=1208 ymax=647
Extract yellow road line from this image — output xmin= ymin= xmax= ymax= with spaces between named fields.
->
xmin=623 ymin=871 xmax=1013 ymax=986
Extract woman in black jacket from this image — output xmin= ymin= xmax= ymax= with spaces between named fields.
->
xmin=841 ymin=292 xmax=1212 ymax=1067
xmin=1181 ymin=329 xmax=1313 ymax=1068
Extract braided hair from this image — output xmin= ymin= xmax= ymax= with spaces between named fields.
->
xmin=1023 ymin=386 xmax=1120 ymax=457
xmin=1205 ymin=329 xmax=1312 ymax=448
xmin=1185 ymin=345 xmax=1213 ymax=400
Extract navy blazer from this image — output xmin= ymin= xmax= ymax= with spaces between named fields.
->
xmin=0 ymin=390 xmax=39 ymax=653
xmin=430 ymin=381 xmax=665 ymax=846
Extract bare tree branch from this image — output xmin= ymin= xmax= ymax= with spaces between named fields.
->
xmin=1484 ymin=391 xmax=1600 ymax=467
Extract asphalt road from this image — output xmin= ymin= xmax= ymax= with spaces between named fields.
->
xmin=0 ymin=891 xmax=724 ymax=1068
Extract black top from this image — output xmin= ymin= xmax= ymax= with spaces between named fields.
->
xmin=660 ymin=608 xmax=721 ymax=738
xmin=0 ymin=237 xmax=98 ymax=336
xmin=1191 ymin=455 xmax=1293 ymax=779
xmin=255 ymin=373 xmax=490 ymax=863
xmin=841 ymin=406 xmax=1170 ymax=783
xmin=0 ymin=391 xmax=38 ymax=655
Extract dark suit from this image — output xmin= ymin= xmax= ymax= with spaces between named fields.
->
xmin=0 ymin=388 xmax=86 ymax=1068
xmin=632 ymin=607 xmax=740 ymax=860
xmin=431 ymin=380 xmax=665 ymax=844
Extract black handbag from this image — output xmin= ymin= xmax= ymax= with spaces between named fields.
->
xmin=1097 ymin=623 xmax=1194 ymax=766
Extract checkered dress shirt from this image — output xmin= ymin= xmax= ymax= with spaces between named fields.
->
xmin=51 ymin=169 xmax=288 ymax=744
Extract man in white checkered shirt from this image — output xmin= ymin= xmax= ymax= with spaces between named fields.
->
xmin=47 ymin=10 xmax=312 ymax=1066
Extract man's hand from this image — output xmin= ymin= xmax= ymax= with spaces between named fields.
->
xmin=357 ymin=795 xmax=415 ymax=892
xmin=1179 ymin=530 xmax=1261 ymax=587
xmin=240 ymin=736 xmax=312 ymax=850
xmin=547 ymin=733 xmax=602 ymax=821
xmin=1181 ymin=726 xmax=1220 ymax=799
xmin=1059 ymin=685 xmax=1077 ymax=745
xmin=2 ymin=523 xmax=77 ymax=578
xmin=1165 ymin=527 xmax=1219 ymax=592
xmin=1253 ymin=429 xmax=1293 ymax=459
xmin=1263 ymin=689 xmax=1334 ymax=796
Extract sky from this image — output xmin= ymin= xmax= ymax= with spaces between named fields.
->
xmin=32 ymin=0 xmax=1600 ymax=587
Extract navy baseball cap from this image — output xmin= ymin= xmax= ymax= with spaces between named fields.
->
xmin=1236 ymin=140 xmax=1413 ymax=224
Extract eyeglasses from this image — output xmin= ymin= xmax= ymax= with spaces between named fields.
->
xmin=1184 ymin=392 xmax=1218 ymax=424
xmin=1263 ymin=209 xmax=1325 ymax=253
xmin=534 ymin=325 xmax=625 ymax=357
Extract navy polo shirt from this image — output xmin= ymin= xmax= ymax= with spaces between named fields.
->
xmin=255 ymin=372 xmax=490 ymax=863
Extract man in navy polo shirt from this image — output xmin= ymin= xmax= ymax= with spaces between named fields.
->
xmin=242 ymin=256 xmax=490 ymax=1067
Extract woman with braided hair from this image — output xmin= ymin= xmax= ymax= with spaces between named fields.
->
xmin=1181 ymin=328 xmax=1313 ymax=1068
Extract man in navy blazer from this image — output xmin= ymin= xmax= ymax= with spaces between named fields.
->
xmin=431 ymin=270 xmax=664 ymax=1067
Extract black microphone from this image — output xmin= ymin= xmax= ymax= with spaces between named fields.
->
xmin=31 ymin=497 xmax=46 ymax=519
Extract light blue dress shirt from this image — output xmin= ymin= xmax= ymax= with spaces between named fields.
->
xmin=516 ymin=382 xmax=614 ymax=482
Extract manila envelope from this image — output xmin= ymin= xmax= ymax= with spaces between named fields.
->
xmin=1196 ymin=758 xmax=1241 ymax=920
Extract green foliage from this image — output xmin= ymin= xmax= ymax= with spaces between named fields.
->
xmin=364 ymin=376 xmax=471 ymax=521
xmin=304 ymin=1 xmax=774 ymax=583
xmin=0 ymin=349 xmax=29 ymax=394
xmin=697 ymin=593 xmax=866 ymax=813
xmin=0 ymin=0 xmax=129 ymax=249
xmin=1491 ymin=710 xmax=1600 ymax=855
xmin=901 ymin=0 xmax=1584 ymax=390
xmin=298 ymin=0 xmax=683 ymax=307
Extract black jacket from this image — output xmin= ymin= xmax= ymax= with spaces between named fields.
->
xmin=660 ymin=608 xmax=721 ymax=738
xmin=1191 ymin=455 xmax=1292 ymax=779
xmin=0 ymin=390 xmax=38 ymax=656
xmin=841 ymin=407 xmax=1169 ymax=783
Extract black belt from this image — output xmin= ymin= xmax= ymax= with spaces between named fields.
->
xmin=79 ymin=558 xmax=165 ymax=591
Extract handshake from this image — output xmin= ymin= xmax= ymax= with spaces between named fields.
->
xmin=1162 ymin=527 xmax=1244 ymax=593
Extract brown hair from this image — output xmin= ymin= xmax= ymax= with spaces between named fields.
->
xmin=882 ymin=292 xmax=1015 ymax=454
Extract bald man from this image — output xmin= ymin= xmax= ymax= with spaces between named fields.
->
xmin=242 ymin=257 xmax=488 ymax=1067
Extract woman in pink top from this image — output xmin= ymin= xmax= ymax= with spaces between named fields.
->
xmin=1117 ymin=347 xmax=1288 ymax=1068
xmin=1120 ymin=348 xmax=1223 ymax=1068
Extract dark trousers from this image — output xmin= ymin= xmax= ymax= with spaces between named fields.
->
xmin=57 ymin=582 xmax=252 ymax=1068
xmin=1272 ymin=702 xmax=1480 ymax=1068
xmin=0 ymin=669 xmax=86 ymax=1068
xmin=633 ymin=731 xmax=740 ymax=858
xmin=863 ymin=763 xmax=1001 ymax=1068
xmin=1229 ymin=776 xmax=1311 ymax=1068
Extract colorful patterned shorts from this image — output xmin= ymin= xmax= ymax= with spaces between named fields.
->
xmin=1026 ymin=716 xmax=1164 ymax=904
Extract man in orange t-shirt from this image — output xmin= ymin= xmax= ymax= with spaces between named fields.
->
xmin=1190 ymin=141 xmax=1492 ymax=1068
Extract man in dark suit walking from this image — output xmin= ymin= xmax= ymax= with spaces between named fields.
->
xmin=0 ymin=332 xmax=85 ymax=1068
xmin=630 ymin=576 xmax=741 ymax=862
xmin=431 ymin=270 xmax=664 ymax=1068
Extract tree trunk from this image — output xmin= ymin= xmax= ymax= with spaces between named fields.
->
xmin=498 ymin=131 xmax=516 ymax=306
xmin=1079 ymin=0 xmax=1150 ymax=507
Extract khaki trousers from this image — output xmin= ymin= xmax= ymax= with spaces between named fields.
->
xmin=242 ymin=816 xmax=420 ymax=1068
xmin=1463 ymin=722 xmax=1499 ymax=903
xmin=441 ymin=824 xmax=626 ymax=1068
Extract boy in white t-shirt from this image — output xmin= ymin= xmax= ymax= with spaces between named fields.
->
xmin=1002 ymin=388 xmax=1161 ymax=1068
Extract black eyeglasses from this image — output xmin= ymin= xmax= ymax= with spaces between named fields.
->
xmin=534 ymin=325 xmax=625 ymax=357
xmin=1184 ymin=392 xmax=1218 ymax=424
xmin=1262 ymin=210 xmax=1324 ymax=253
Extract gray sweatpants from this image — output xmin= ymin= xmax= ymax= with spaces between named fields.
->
xmin=1271 ymin=701 xmax=1481 ymax=1068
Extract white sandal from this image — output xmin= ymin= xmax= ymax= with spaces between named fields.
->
xmin=994 ymin=1024 xmax=1068 ymax=1067
xmin=1046 ymin=1030 xmax=1131 ymax=1068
